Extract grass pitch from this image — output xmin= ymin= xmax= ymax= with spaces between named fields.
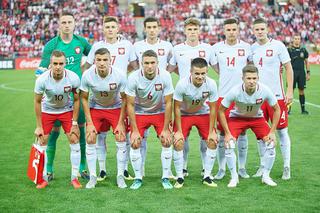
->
xmin=0 ymin=65 xmax=319 ymax=212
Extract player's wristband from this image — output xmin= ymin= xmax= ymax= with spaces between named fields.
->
xmin=72 ymin=120 xmax=78 ymax=126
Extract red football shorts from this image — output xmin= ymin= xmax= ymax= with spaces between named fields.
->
xmin=174 ymin=114 xmax=213 ymax=140
xmin=135 ymin=113 xmax=165 ymax=137
xmin=90 ymin=108 xmax=125 ymax=134
xmin=261 ymin=99 xmax=288 ymax=129
xmin=41 ymin=111 xmax=73 ymax=135
xmin=216 ymin=97 xmax=235 ymax=132
xmin=228 ymin=117 xmax=270 ymax=140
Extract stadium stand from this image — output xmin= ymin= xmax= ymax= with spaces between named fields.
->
xmin=0 ymin=0 xmax=319 ymax=58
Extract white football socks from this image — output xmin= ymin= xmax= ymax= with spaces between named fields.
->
xmin=96 ymin=132 xmax=107 ymax=172
xmin=225 ymin=148 xmax=237 ymax=179
xmin=116 ymin=142 xmax=127 ymax=177
xmin=203 ymin=148 xmax=217 ymax=178
xmin=70 ymin=143 xmax=81 ymax=179
xmin=130 ymin=148 xmax=142 ymax=180
xmin=183 ymin=137 xmax=189 ymax=170
xmin=200 ymin=139 xmax=207 ymax=170
xmin=278 ymin=128 xmax=291 ymax=168
xmin=161 ymin=147 xmax=172 ymax=179
xmin=86 ymin=143 xmax=97 ymax=177
xmin=217 ymin=135 xmax=226 ymax=171
xmin=173 ymin=150 xmax=184 ymax=179
xmin=237 ymin=134 xmax=248 ymax=169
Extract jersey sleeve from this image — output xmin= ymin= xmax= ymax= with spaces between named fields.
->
xmin=71 ymin=72 xmax=81 ymax=91
xmin=208 ymin=79 xmax=218 ymax=102
xmin=163 ymin=73 xmax=174 ymax=96
xmin=125 ymin=74 xmax=136 ymax=97
xmin=246 ymin=45 xmax=253 ymax=62
xmin=304 ymin=48 xmax=309 ymax=58
xmin=265 ymin=86 xmax=277 ymax=107
xmin=278 ymin=42 xmax=291 ymax=64
xmin=169 ymin=48 xmax=177 ymax=66
xmin=80 ymin=72 xmax=90 ymax=92
xmin=119 ymin=73 xmax=127 ymax=93
xmin=221 ymin=88 xmax=236 ymax=108
xmin=34 ymin=76 xmax=45 ymax=94
xmin=39 ymin=39 xmax=55 ymax=68
xmin=209 ymin=45 xmax=218 ymax=65
xmin=173 ymin=81 xmax=184 ymax=102
xmin=80 ymin=37 xmax=92 ymax=56
xmin=86 ymin=43 xmax=97 ymax=65
xmin=128 ymin=42 xmax=138 ymax=62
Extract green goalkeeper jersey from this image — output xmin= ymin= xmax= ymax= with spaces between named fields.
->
xmin=39 ymin=34 xmax=91 ymax=78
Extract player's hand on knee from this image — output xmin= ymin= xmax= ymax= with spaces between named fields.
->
xmin=70 ymin=124 xmax=80 ymax=139
xmin=86 ymin=124 xmax=97 ymax=144
xmin=34 ymin=127 xmax=45 ymax=144
xmin=173 ymin=131 xmax=184 ymax=151
xmin=130 ymin=131 xmax=141 ymax=149
xmin=207 ymin=129 xmax=218 ymax=149
xmin=114 ymin=122 xmax=126 ymax=142
xmin=160 ymin=129 xmax=172 ymax=147
xmin=263 ymin=132 xmax=277 ymax=148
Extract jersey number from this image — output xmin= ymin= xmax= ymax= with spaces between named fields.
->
xmin=147 ymin=92 xmax=153 ymax=100
xmin=54 ymin=95 xmax=63 ymax=101
xmin=111 ymin=56 xmax=116 ymax=65
xmin=66 ymin=56 xmax=75 ymax=65
xmin=258 ymin=58 xmax=263 ymax=67
xmin=246 ymin=106 xmax=253 ymax=112
xmin=227 ymin=57 xmax=235 ymax=67
xmin=192 ymin=99 xmax=201 ymax=105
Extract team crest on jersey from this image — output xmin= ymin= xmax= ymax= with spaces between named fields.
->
xmin=64 ymin=86 xmax=72 ymax=93
xmin=238 ymin=49 xmax=245 ymax=56
xmin=155 ymin=83 xmax=163 ymax=91
xmin=199 ymin=51 xmax=206 ymax=58
xmin=158 ymin=49 xmax=165 ymax=56
xmin=256 ymin=98 xmax=263 ymax=104
xmin=266 ymin=50 xmax=273 ymax=57
xmin=118 ymin=48 xmax=125 ymax=55
xmin=74 ymin=46 xmax=81 ymax=54
xmin=202 ymin=91 xmax=209 ymax=98
xmin=109 ymin=83 xmax=117 ymax=90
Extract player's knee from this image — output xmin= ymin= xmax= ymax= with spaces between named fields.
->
xmin=69 ymin=133 xmax=80 ymax=144
xmin=174 ymin=139 xmax=184 ymax=151
xmin=161 ymin=136 xmax=172 ymax=148
xmin=206 ymin=139 xmax=216 ymax=149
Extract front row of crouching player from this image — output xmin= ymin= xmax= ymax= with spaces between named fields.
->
xmin=34 ymin=49 xmax=280 ymax=189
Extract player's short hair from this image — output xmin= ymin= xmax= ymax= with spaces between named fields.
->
xmin=223 ymin=18 xmax=238 ymax=26
xmin=253 ymin=18 xmax=267 ymax=26
xmin=144 ymin=17 xmax=160 ymax=27
xmin=242 ymin=64 xmax=259 ymax=75
xmin=95 ymin=48 xmax=110 ymax=56
xmin=51 ymin=50 xmax=66 ymax=59
xmin=191 ymin=58 xmax=208 ymax=69
xmin=103 ymin=16 xmax=119 ymax=24
xmin=142 ymin=50 xmax=158 ymax=59
xmin=59 ymin=11 xmax=74 ymax=19
xmin=293 ymin=33 xmax=301 ymax=38
xmin=184 ymin=17 xmax=200 ymax=27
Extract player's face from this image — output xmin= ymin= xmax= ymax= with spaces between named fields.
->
xmin=243 ymin=72 xmax=259 ymax=91
xmin=253 ymin=23 xmax=268 ymax=42
xmin=142 ymin=56 xmax=158 ymax=79
xmin=59 ymin=15 xmax=75 ymax=34
xmin=224 ymin=23 xmax=239 ymax=42
xmin=293 ymin=36 xmax=301 ymax=47
xmin=184 ymin=24 xmax=200 ymax=42
xmin=51 ymin=56 xmax=66 ymax=79
xmin=103 ymin=21 xmax=119 ymax=40
xmin=95 ymin=53 xmax=111 ymax=77
xmin=191 ymin=66 xmax=207 ymax=87
xmin=145 ymin=22 xmax=160 ymax=39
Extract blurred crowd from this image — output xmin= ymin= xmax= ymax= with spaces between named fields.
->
xmin=0 ymin=0 xmax=319 ymax=58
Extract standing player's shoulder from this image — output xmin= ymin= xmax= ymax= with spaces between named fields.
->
xmin=206 ymin=76 xmax=217 ymax=86
xmin=160 ymin=40 xmax=173 ymax=48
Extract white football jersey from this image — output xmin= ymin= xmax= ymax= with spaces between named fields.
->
xmin=211 ymin=40 xmax=252 ymax=97
xmin=125 ymin=69 xmax=174 ymax=115
xmin=86 ymin=38 xmax=137 ymax=76
xmin=169 ymin=42 xmax=213 ymax=78
xmin=134 ymin=39 xmax=173 ymax=70
xmin=222 ymin=82 xmax=277 ymax=118
xmin=34 ymin=69 xmax=80 ymax=114
xmin=251 ymin=39 xmax=291 ymax=100
xmin=80 ymin=65 xmax=126 ymax=109
xmin=174 ymin=76 xmax=218 ymax=115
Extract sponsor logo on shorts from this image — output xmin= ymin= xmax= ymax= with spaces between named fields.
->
xmin=118 ymin=48 xmax=125 ymax=55
xmin=238 ymin=49 xmax=245 ymax=56
xmin=266 ymin=50 xmax=273 ymax=57
xmin=109 ymin=83 xmax=117 ymax=90
xmin=155 ymin=83 xmax=163 ymax=91
xmin=158 ymin=49 xmax=165 ymax=56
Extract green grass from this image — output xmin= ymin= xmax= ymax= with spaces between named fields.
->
xmin=0 ymin=65 xmax=319 ymax=212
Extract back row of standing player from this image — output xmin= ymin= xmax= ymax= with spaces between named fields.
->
xmin=34 ymin=13 xmax=293 ymax=189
